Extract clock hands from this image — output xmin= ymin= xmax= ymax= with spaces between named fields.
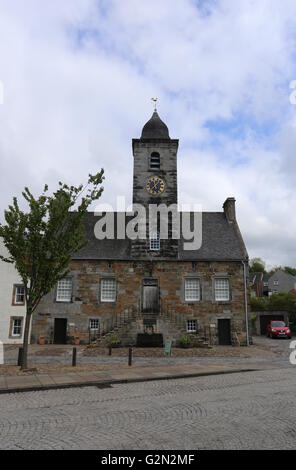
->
xmin=152 ymin=180 xmax=159 ymax=191
xmin=146 ymin=176 xmax=165 ymax=195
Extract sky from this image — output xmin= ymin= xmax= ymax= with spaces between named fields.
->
xmin=0 ymin=0 xmax=296 ymax=268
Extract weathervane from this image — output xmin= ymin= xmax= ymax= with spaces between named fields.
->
xmin=151 ymin=97 xmax=158 ymax=111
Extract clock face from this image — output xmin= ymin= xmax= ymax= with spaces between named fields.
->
xmin=146 ymin=176 xmax=165 ymax=195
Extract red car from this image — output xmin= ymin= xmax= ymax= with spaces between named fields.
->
xmin=267 ymin=321 xmax=292 ymax=339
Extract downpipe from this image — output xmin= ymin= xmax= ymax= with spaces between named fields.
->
xmin=242 ymin=260 xmax=250 ymax=346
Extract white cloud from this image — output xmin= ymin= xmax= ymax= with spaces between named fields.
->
xmin=0 ymin=0 xmax=296 ymax=266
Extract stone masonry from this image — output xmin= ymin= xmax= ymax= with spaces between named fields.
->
xmin=32 ymin=259 xmax=248 ymax=346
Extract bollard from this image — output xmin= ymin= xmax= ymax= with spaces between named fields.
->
xmin=72 ymin=347 xmax=77 ymax=367
xmin=128 ymin=347 xmax=132 ymax=366
xmin=108 ymin=345 xmax=112 ymax=356
xmin=17 ymin=347 xmax=23 ymax=367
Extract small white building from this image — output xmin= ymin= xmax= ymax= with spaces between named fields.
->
xmin=0 ymin=240 xmax=27 ymax=344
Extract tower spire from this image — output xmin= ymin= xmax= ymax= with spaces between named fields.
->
xmin=140 ymin=103 xmax=170 ymax=140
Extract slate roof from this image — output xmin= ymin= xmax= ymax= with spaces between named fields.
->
xmin=73 ymin=211 xmax=248 ymax=262
xmin=179 ymin=212 xmax=247 ymax=261
xmin=141 ymin=111 xmax=170 ymax=140
xmin=270 ymin=269 xmax=296 ymax=281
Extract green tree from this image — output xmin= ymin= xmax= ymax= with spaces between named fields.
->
xmin=268 ymin=292 xmax=296 ymax=315
xmin=0 ymin=171 xmax=104 ymax=370
xmin=250 ymin=296 xmax=267 ymax=312
xmin=284 ymin=266 xmax=296 ymax=277
xmin=249 ymin=258 xmax=266 ymax=274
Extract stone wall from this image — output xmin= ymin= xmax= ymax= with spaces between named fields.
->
xmin=31 ymin=259 xmax=249 ymax=345
xmin=131 ymin=139 xmax=179 ymax=259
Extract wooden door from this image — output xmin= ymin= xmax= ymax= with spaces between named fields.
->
xmin=142 ymin=280 xmax=159 ymax=313
xmin=218 ymin=319 xmax=231 ymax=345
xmin=53 ymin=318 xmax=67 ymax=344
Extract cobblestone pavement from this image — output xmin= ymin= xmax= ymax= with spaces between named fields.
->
xmin=0 ymin=367 xmax=295 ymax=450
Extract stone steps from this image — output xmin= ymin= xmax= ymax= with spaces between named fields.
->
xmin=96 ymin=310 xmax=210 ymax=348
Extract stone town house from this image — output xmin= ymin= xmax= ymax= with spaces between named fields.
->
xmin=32 ymin=111 xmax=250 ymax=346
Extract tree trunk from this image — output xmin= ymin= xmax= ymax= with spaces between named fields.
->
xmin=21 ymin=308 xmax=32 ymax=370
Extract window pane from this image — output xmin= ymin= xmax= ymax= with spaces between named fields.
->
xmin=101 ymin=279 xmax=116 ymax=302
xmin=185 ymin=279 xmax=200 ymax=301
xmin=187 ymin=320 xmax=197 ymax=332
xmin=150 ymin=232 xmax=160 ymax=251
xmin=89 ymin=319 xmax=100 ymax=330
xmin=215 ymin=278 xmax=230 ymax=301
xmin=15 ymin=286 xmax=25 ymax=304
xmin=12 ymin=318 xmax=22 ymax=336
xmin=56 ymin=279 xmax=72 ymax=302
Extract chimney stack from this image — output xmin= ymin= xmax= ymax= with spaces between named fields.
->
xmin=223 ymin=197 xmax=236 ymax=223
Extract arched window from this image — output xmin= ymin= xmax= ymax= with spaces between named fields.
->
xmin=150 ymin=152 xmax=160 ymax=170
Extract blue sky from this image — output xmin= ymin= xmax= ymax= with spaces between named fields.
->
xmin=0 ymin=0 xmax=296 ymax=267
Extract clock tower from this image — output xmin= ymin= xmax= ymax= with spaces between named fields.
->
xmin=132 ymin=110 xmax=178 ymax=207
xmin=131 ymin=110 xmax=179 ymax=258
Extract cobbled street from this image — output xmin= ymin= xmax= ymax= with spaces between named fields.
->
xmin=0 ymin=365 xmax=296 ymax=450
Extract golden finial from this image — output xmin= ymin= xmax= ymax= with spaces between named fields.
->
xmin=151 ymin=97 xmax=158 ymax=111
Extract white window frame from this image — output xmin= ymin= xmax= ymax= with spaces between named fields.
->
xmin=89 ymin=318 xmax=100 ymax=330
xmin=149 ymin=232 xmax=160 ymax=251
xmin=273 ymin=280 xmax=279 ymax=286
xmin=187 ymin=319 xmax=197 ymax=333
xmin=56 ymin=278 xmax=72 ymax=302
xmin=215 ymin=278 xmax=230 ymax=302
xmin=184 ymin=278 xmax=200 ymax=302
xmin=14 ymin=285 xmax=25 ymax=305
xmin=12 ymin=318 xmax=22 ymax=337
xmin=101 ymin=278 xmax=116 ymax=302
